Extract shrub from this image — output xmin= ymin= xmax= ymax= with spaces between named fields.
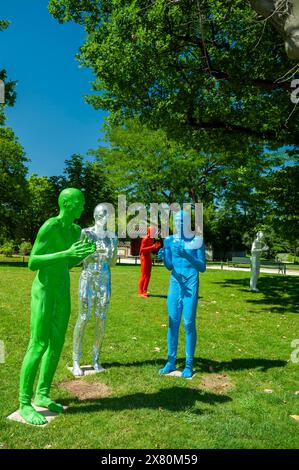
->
xmin=0 ymin=240 xmax=15 ymax=256
xmin=19 ymin=241 xmax=32 ymax=256
xmin=276 ymin=253 xmax=299 ymax=263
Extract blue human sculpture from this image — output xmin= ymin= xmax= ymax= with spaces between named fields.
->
xmin=158 ymin=211 xmax=206 ymax=378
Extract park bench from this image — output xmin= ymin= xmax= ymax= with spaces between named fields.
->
xmin=231 ymin=257 xmax=286 ymax=274
xmin=231 ymin=257 xmax=251 ymax=266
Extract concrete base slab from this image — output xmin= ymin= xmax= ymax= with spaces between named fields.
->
xmin=7 ymin=404 xmax=67 ymax=427
xmin=163 ymin=369 xmax=196 ymax=380
xmin=67 ymin=364 xmax=106 ymax=377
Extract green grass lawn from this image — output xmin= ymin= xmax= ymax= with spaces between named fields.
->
xmin=0 ymin=265 xmax=298 ymax=449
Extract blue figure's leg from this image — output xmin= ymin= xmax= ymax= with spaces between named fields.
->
xmin=181 ymin=279 xmax=198 ymax=378
xmin=159 ymin=279 xmax=182 ymax=374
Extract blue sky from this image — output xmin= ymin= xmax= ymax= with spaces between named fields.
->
xmin=1 ymin=0 xmax=107 ymax=176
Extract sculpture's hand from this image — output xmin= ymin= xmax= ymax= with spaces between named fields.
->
xmin=174 ymin=244 xmax=186 ymax=258
xmin=157 ymin=248 xmax=164 ymax=260
xmin=67 ymin=240 xmax=96 ymax=258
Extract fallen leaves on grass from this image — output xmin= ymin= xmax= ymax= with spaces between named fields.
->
xmin=59 ymin=380 xmax=111 ymax=401
xmin=290 ymin=415 xmax=299 ymax=422
xmin=264 ymin=389 xmax=273 ymax=394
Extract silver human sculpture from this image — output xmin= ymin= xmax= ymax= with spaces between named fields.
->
xmin=250 ymin=231 xmax=269 ymax=292
xmin=72 ymin=204 xmax=118 ymax=376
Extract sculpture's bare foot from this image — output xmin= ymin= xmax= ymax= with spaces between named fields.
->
xmin=72 ymin=361 xmax=84 ymax=376
xmin=34 ymin=395 xmax=64 ymax=413
xmin=93 ymin=362 xmax=105 ymax=373
xmin=159 ymin=362 xmax=176 ymax=375
xmin=251 ymin=288 xmax=259 ymax=293
xmin=19 ymin=404 xmax=47 ymax=426
xmin=181 ymin=367 xmax=193 ymax=378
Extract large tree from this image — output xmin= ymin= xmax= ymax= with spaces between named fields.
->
xmin=0 ymin=20 xmax=27 ymax=243
xmin=93 ymin=118 xmax=289 ymax=255
xmin=94 ymin=119 xmax=285 ymax=208
xmin=22 ymin=155 xmax=116 ymax=242
xmin=21 ymin=174 xmax=60 ymax=243
xmin=0 ymin=20 xmax=16 ymax=124
xmin=0 ymin=127 xmax=29 ymax=242
xmin=49 ymin=0 xmax=299 ymax=150
xmin=264 ymin=164 xmax=299 ymax=253
xmin=62 ymin=154 xmax=116 ymax=226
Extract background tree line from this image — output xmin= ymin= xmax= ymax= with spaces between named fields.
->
xmin=1 ymin=121 xmax=298 ymax=260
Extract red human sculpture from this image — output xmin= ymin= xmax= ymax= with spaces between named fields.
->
xmin=138 ymin=226 xmax=161 ymax=298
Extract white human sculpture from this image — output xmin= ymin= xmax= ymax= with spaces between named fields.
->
xmin=72 ymin=203 xmax=118 ymax=376
xmin=250 ymin=0 xmax=299 ymax=60
xmin=250 ymin=231 xmax=269 ymax=292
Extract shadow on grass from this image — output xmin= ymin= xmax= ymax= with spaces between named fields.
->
xmin=62 ymin=386 xmax=231 ymax=415
xmin=149 ymin=294 xmax=204 ymax=299
xmin=0 ymin=261 xmax=28 ymax=268
xmin=147 ymin=294 xmax=168 ymax=299
xmin=102 ymin=357 xmax=286 ymax=373
xmin=213 ymin=275 xmax=299 ymax=314
xmin=194 ymin=357 xmax=286 ymax=373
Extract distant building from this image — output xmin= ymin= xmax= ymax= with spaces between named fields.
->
xmin=117 ymin=241 xmax=131 ymax=257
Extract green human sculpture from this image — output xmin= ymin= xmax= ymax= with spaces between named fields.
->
xmin=19 ymin=188 xmax=96 ymax=425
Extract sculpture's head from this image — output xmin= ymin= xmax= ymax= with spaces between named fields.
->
xmin=94 ymin=203 xmax=110 ymax=229
xmin=58 ymin=188 xmax=85 ymax=220
xmin=256 ymin=231 xmax=264 ymax=241
xmin=174 ymin=210 xmax=192 ymax=237
xmin=147 ymin=225 xmax=158 ymax=239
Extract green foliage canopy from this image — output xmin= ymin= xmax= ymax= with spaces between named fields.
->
xmin=94 ymin=119 xmax=285 ymax=207
xmin=49 ymin=0 xmax=299 ymax=150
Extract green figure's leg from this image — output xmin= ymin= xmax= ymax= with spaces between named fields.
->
xmin=19 ymin=280 xmax=53 ymax=425
xmin=34 ymin=288 xmax=71 ymax=413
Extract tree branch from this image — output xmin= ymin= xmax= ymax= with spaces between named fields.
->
xmin=187 ymin=116 xmax=277 ymax=139
xmin=167 ymin=61 xmax=289 ymax=91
